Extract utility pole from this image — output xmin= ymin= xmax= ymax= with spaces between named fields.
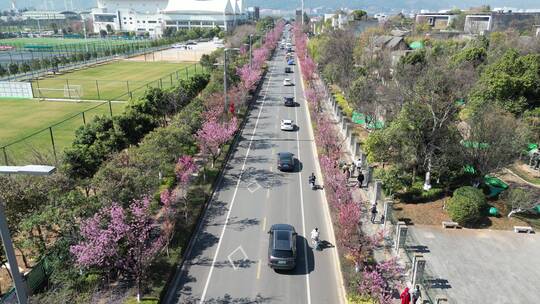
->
xmin=222 ymin=48 xmax=240 ymax=114
xmin=249 ymin=34 xmax=253 ymax=68
xmin=223 ymin=49 xmax=228 ymax=113
xmin=0 ymin=200 xmax=27 ymax=304
xmin=0 ymin=165 xmax=56 ymax=304
xmin=301 ymin=0 xmax=305 ymax=25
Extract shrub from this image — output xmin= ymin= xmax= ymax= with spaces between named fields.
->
xmin=447 ymin=186 xmax=486 ymax=225
xmin=333 ymin=90 xmax=354 ymax=118
xmin=399 ymin=181 xmax=445 ymax=203
xmin=374 ymin=167 xmax=410 ymax=196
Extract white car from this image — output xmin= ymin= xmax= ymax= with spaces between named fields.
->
xmin=283 ymin=78 xmax=293 ymax=86
xmin=280 ymin=119 xmax=295 ymax=131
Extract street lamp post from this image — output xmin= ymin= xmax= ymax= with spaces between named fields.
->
xmin=0 ymin=165 xmax=56 ymax=304
xmin=223 ymin=48 xmax=240 ymax=114
xmin=301 ymin=0 xmax=305 ymax=26
xmin=249 ymin=34 xmax=253 ymax=68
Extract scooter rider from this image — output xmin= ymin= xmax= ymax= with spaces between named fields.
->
xmin=308 ymin=172 xmax=316 ymax=188
xmin=310 ymin=227 xmax=320 ymax=249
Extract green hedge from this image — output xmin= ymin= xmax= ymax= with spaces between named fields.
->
xmin=333 ymin=90 xmax=354 ymax=118
xmin=448 ymin=186 xmax=486 ymax=225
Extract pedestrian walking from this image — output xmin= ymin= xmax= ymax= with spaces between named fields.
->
xmin=348 ymin=163 xmax=355 ymax=177
xmin=355 ymin=157 xmax=362 ymax=172
xmin=370 ymin=204 xmax=378 ymax=223
xmin=411 ymin=285 xmax=421 ymax=304
xmin=357 ymin=171 xmax=365 ymax=188
xmin=400 ymin=287 xmax=411 ymax=304
xmin=342 ymin=163 xmax=348 ymax=174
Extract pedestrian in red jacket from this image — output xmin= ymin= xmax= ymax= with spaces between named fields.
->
xmin=400 ymin=287 xmax=411 ymax=304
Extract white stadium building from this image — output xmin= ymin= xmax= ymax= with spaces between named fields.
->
xmin=91 ymin=0 xmax=246 ymax=37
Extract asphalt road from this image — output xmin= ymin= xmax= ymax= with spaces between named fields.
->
xmin=165 ymin=30 xmax=345 ymax=304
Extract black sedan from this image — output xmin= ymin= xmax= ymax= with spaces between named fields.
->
xmin=277 ymin=152 xmax=295 ymax=172
xmin=283 ymin=97 xmax=295 ymax=107
xmin=267 ymin=224 xmax=297 ymax=270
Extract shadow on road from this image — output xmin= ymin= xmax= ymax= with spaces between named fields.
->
xmin=426 ymin=278 xmax=452 ymax=289
xmin=189 ymin=257 xmax=258 ymax=269
xmin=208 ymin=216 xmax=260 ymax=232
xmin=406 ymin=244 xmax=430 ymax=253
xmin=180 ymin=293 xmax=276 ymax=304
xmin=275 ymin=236 xmax=314 ymax=275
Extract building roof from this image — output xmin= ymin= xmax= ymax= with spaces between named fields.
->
xmin=163 ymin=0 xmax=243 ymax=15
xmin=373 ymin=35 xmax=407 ymax=50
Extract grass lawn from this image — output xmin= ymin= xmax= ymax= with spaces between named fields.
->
xmin=0 ymin=98 xmax=125 ymax=164
xmin=32 ymin=61 xmax=201 ymax=101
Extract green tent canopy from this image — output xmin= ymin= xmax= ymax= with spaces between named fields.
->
xmin=463 ymin=165 xmax=476 ymax=174
xmin=527 ymin=143 xmax=538 ymax=151
xmin=484 ymin=175 xmax=509 ymax=198
xmin=409 ymin=41 xmax=424 ymax=50
xmin=352 ymin=111 xmax=385 ymax=129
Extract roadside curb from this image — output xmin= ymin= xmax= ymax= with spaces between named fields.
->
xmin=297 ymin=54 xmax=348 ymax=304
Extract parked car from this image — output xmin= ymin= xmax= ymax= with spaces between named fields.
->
xmin=280 ymin=119 xmax=294 ymax=131
xmin=283 ymin=97 xmax=295 ymax=107
xmin=285 ymin=67 xmax=292 ymax=73
xmin=287 ymin=59 xmax=294 ymax=65
xmin=283 ymin=78 xmax=293 ymax=86
xmin=267 ymin=224 xmax=297 ymax=270
xmin=277 ymin=152 xmax=295 ymax=171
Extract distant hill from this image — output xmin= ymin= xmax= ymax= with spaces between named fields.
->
xmin=248 ymin=0 xmax=539 ymax=12
xmin=1 ymin=0 xmax=538 ymax=12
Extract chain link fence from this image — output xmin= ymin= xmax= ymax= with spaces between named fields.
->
xmin=0 ymin=63 xmax=205 ymax=166
xmin=30 ymin=63 xmax=201 ymax=101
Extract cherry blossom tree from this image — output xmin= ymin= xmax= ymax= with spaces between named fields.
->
xmin=175 ymin=155 xmax=198 ymax=221
xmin=71 ymin=197 xmax=164 ymax=302
xmin=70 ymin=203 xmax=128 ymax=270
xmin=160 ymin=189 xmax=176 ymax=256
xmin=237 ymin=64 xmax=261 ymax=92
xmin=196 ymin=116 xmax=238 ymax=168
xmin=357 ymin=257 xmax=403 ymax=304
xmin=124 ymin=197 xmax=164 ymax=302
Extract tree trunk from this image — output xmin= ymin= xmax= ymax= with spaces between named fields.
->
xmin=137 ymin=277 xmax=141 ymax=303
xmin=36 ymin=226 xmax=47 ymax=254
xmin=15 ymin=245 xmax=30 ymax=268
xmin=423 ymin=157 xmax=432 ymax=191
xmin=507 ymin=208 xmax=524 ymax=218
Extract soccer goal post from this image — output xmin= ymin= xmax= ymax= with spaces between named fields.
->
xmin=63 ymin=84 xmax=83 ymax=99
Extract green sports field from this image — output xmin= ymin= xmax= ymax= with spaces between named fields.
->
xmin=0 ymin=98 xmax=125 ymax=164
xmin=32 ymin=61 xmax=201 ymax=101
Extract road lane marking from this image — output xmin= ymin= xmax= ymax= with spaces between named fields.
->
xmin=227 ymin=246 xmax=249 ymax=271
xmin=297 ymin=54 xmax=347 ymax=304
xmin=293 ymin=65 xmax=312 ymax=304
xmin=200 ymin=63 xmax=274 ymax=303
xmin=262 ymin=217 xmax=266 ymax=232
xmin=247 ymin=181 xmax=261 ymax=193
xmin=256 ymin=259 xmax=262 ymax=279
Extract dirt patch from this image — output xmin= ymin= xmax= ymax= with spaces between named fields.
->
xmin=127 ymin=41 xmax=218 ymax=63
xmin=393 ymin=197 xmax=529 ymax=230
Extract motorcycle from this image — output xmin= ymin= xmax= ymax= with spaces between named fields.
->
xmin=308 ymin=177 xmax=316 ymax=190
xmin=311 ymin=237 xmax=321 ymax=250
